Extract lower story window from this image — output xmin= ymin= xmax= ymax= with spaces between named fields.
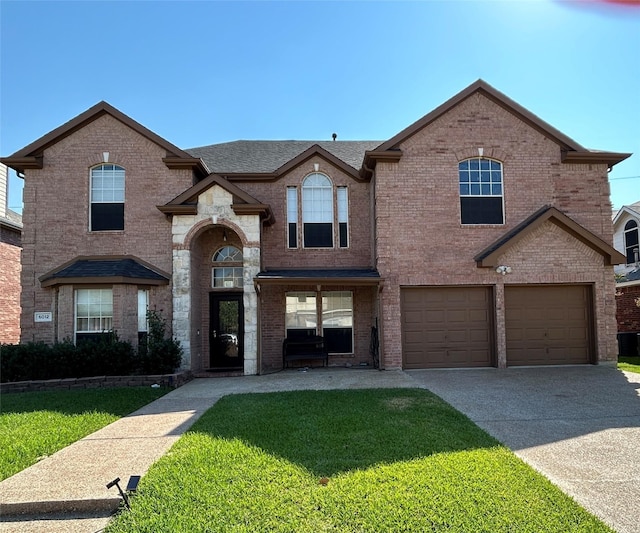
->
xmin=75 ymin=288 xmax=113 ymax=343
xmin=285 ymin=291 xmax=353 ymax=354
xmin=138 ymin=288 xmax=149 ymax=346
xmin=322 ymin=291 xmax=353 ymax=353
xmin=212 ymin=267 xmax=243 ymax=288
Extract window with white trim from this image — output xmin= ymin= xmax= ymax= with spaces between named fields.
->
xmin=285 ymin=290 xmax=353 ymax=354
xmin=624 ymin=220 xmax=639 ymax=264
xmin=90 ymin=164 xmax=125 ymax=231
xmin=212 ymin=246 xmax=243 ymax=288
xmin=138 ymin=289 xmax=149 ymax=332
xmin=75 ymin=288 xmax=113 ymax=343
xmin=459 ymin=158 xmax=504 ymax=224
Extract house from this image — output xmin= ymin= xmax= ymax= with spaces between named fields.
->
xmin=0 ymin=80 xmax=630 ymax=373
xmin=612 ymin=201 xmax=640 ymax=355
xmin=0 ymin=163 xmax=22 ymax=344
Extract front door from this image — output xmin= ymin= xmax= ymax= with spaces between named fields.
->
xmin=209 ymin=293 xmax=244 ymax=370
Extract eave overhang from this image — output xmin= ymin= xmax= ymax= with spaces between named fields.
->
xmin=218 ymin=144 xmax=365 ymax=183
xmin=562 ymin=150 xmax=631 ymax=167
xmin=254 ymin=268 xmax=383 ymax=287
xmin=474 ymin=206 xmax=626 ymax=267
xmin=158 ymin=174 xmax=275 ymax=225
xmin=361 ymin=150 xmax=404 ymax=178
xmin=39 ymin=255 xmax=170 ymax=288
xmin=1 ymin=101 xmax=208 ymax=178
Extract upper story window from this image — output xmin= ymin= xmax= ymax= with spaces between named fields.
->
xmin=303 ymin=173 xmax=333 ymax=247
xmin=90 ymin=164 xmax=125 ymax=231
xmin=459 ymin=158 xmax=504 ymax=225
xmin=287 ymin=173 xmax=349 ymax=249
xmin=212 ymin=245 xmax=243 ymax=288
xmin=624 ymin=220 xmax=639 ymax=264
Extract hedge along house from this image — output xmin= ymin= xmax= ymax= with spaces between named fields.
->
xmin=1 ymin=80 xmax=629 ymax=374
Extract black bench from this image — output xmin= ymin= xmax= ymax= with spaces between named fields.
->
xmin=283 ymin=335 xmax=328 ymax=368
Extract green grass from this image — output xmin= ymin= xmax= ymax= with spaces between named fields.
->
xmin=618 ymin=356 xmax=640 ymax=374
xmin=106 ymin=388 xmax=612 ymax=533
xmin=0 ymin=387 xmax=169 ymax=481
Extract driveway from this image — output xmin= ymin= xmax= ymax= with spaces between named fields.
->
xmin=408 ymin=366 xmax=640 ymax=533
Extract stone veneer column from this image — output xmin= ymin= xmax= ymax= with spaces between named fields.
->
xmin=171 ymin=185 xmax=262 ymax=375
xmin=172 ymin=249 xmax=191 ymax=369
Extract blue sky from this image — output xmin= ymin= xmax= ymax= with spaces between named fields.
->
xmin=1 ymin=0 xmax=638 ymax=214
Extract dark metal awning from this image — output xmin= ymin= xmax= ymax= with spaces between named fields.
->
xmin=254 ymin=268 xmax=383 ymax=287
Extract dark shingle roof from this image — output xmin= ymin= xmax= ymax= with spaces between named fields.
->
xmin=186 ymin=141 xmax=382 ymax=174
xmin=621 ymin=268 xmax=640 ymax=283
xmin=40 ymin=257 xmax=169 ymax=287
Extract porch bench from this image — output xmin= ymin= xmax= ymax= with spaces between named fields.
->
xmin=283 ymin=335 xmax=328 ymax=368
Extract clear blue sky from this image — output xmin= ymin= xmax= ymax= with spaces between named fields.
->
xmin=1 ymin=0 xmax=638 ymax=214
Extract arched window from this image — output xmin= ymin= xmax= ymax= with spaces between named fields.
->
xmin=212 ymin=246 xmax=243 ymax=288
xmin=90 ymin=164 xmax=125 ymax=231
xmin=302 ymin=173 xmax=334 ymax=247
xmin=459 ymin=158 xmax=504 ymax=225
xmin=624 ymin=220 xmax=639 ymax=264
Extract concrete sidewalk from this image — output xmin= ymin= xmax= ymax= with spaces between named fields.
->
xmin=2 ymin=366 xmax=639 ymax=532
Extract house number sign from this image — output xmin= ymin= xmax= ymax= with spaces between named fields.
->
xmin=34 ymin=312 xmax=53 ymax=322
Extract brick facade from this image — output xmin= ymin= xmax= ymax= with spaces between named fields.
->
xmin=616 ymin=285 xmax=640 ymax=333
xmin=1 ymin=82 xmax=628 ymax=374
xmin=374 ymin=92 xmax=620 ymax=368
xmin=0 ymin=163 xmax=22 ymax=344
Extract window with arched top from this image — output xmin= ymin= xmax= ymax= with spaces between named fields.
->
xmin=212 ymin=246 xmax=243 ymax=288
xmin=624 ymin=220 xmax=639 ymax=264
xmin=90 ymin=164 xmax=125 ymax=231
xmin=302 ymin=173 xmax=334 ymax=247
xmin=459 ymin=158 xmax=504 ymax=225
xmin=287 ymin=172 xmax=349 ymax=249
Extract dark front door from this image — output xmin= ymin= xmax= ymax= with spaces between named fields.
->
xmin=209 ymin=293 xmax=244 ymax=370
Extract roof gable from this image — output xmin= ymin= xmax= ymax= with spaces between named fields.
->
xmin=475 ymin=206 xmax=626 ymax=267
xmin=370 ymin=80 xmax=630 ymax=169
xmin=158 ymin=174 xmax=274 ymax=224
xmin=186 ymin=141 xmax=380 ymax=179
xmin=1 ymin=101 xmax=208 ymax=177
xmin=613 ymin=203 xmax=640 ymax=227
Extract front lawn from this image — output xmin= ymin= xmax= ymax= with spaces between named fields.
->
xmin=106 ymin=388 xmax=612 ymax=533
xmin=0 ymin=387 xmax=169 ymax=481
xmin=618 ymin=356 xmax=640 ymax=374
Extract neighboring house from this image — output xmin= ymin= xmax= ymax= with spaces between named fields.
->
xmin=0 ymin=80 xmax=630 ymax=374
xmin=0 ymin=163 xmax=23 ymax=344
xmin=612 ymin=201 xmax=640 ymax=354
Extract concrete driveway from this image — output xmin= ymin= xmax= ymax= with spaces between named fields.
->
xmin=408 ymin=366 xmax=640 ymax=533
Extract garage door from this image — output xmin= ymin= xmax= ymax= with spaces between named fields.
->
xmin=505 ymin=285 xmax=592 ymax=366
xmin=401 ymin=287 xmax=493 ymax=369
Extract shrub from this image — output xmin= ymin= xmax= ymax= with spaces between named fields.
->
xmin=138 ymin=309 xmax=183 ymax=374
xmin=0 ymin=310 xmax=183 ymax=383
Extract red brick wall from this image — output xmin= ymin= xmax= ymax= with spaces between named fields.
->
xmin=616 ymin=285 xmax=640 ymax=333
xmin=0 ymin=239 xmax=21 ymax=344
xmin=239 ymin=155 xmax=374 ymax=270
xmin=259 ymin=284 xmax=374 ymax=373
xmin=375 ymin=92 xmax=618 ymax=368
xmin=20 ymin=115 xmax=191 ymax=344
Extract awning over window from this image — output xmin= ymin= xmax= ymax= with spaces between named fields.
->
xmin=39 ymin=256 xmax=170 ymax=287
xmin=254 ymin=268 xmax=382 ymax=287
